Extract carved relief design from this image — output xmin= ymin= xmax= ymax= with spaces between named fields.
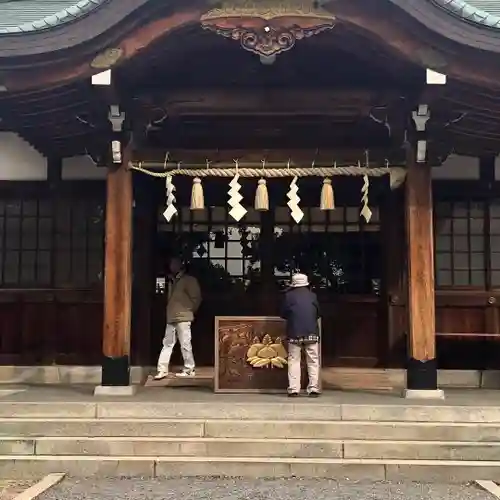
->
xmin=246 ymin=334 xmax=288 ymax=368
xmin=201 ymin=0 xmax=335 ymax=58
xmin=201 ymin=0 xmax=334 ymax=21
xmin=90 ymin=48 xmax=123 ymax=69
xmin=215 ymin=316 xmax=290 ymax=391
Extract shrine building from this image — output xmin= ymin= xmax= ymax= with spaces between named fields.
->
xmin=1 ymin=0 xmax=500 ymax=396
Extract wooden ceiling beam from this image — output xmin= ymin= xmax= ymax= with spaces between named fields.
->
xmin=134 ymin=88 xmax=407 ymax=117
xmin=2 ymin=9 xmax=204 ymax=93
xmin=0 ymin=0 xmax=500 ymax=94
xmin=328 ymin=0 xmax=500 ymax=89
xmin=132 ymin=147 xmax=407 ymax=167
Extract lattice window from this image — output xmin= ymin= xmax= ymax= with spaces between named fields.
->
xmin=489 ymin=201 xmax=500 ymax=287
xmin=0 ymin=198 xmax=53 ymax=286
xmin=54 ymin=199 xmax=104 ymax=288
xmin=273 ymin=206 xmax=381 ymax=293
xmin=159 ymin=207 xmax=262 ymax=289
xmin=434 ymin=201 xmax=485 ymax=287
xmin=0 ymin=193 xmax=104 ymax=288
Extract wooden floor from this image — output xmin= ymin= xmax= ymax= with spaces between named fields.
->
xmin=144 ymin=367 xmax=395 ymax=391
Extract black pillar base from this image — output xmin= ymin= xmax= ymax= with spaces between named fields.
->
xmin=407 ymin=357 xmax=437 ymax=390
xmin=101 ymin=355 xmax=130 ymax=386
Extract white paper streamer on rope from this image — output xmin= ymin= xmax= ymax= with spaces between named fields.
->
xmin=228 ymin=160 xmax=247 ymax=222
xmin=287 ymin=176 xmax=304 ymax=223
xmin=360 ymin=174 xmax=372 ymax=223
xmin=163 ymin=174 xmax=177 ymax=221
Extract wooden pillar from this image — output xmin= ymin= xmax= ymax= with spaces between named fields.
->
xmin=131 ymin=174 xmax=156 ymax=365
xmin=405 ymin=151 xmax=440 ymax=394
xmin=99 ymin=157 xmax=133 ymax=388
xmin=381 ymin=188 xmax=407 ymax=367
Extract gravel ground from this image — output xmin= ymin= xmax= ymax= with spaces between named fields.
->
xmin=38 ymin=478 xmax=497 ymax=500
xmin=0 ymin=479 xmax=37 ymax=499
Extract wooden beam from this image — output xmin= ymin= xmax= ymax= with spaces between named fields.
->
xmin=2 ymin=9 xmax=204 ymax=93
xmin=132 ymin=148 xmax=407 ymax=167
xmin=331 ymin=0 xmax=500 ymax=90
xmin=136 ymin=88 xmax=401 ymax=117
xmin=405 ymin=148 xmax=438 ymax=392
xmin=100 ymin=146 xmax=133 ymax=387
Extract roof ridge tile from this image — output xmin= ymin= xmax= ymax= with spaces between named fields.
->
xmin=0 ymin=0 xmax=105 ymax=34
xmin=432 ymin=0 xmax=500 ymax=29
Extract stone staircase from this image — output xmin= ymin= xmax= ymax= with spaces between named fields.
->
xmin=2 ymin=397 xmax=500 ymax=481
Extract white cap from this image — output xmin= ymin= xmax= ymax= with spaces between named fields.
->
xmin=290 ymin=273 xmax=309 ymax=288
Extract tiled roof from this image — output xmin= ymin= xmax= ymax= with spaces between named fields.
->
xmin=432 ymin=0 xmax=500 ymax=28
xmin=1 ymin=0 xmax=500 ymax=36
xmin=0 ymin=0 xmax=105 ymax=34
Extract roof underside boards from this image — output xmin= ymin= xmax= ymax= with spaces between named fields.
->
xmin=0 ymin=0 xmax=105 ymax=34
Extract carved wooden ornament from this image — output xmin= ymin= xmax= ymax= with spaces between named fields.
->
xmin=201 ymin=0 xmax=335 ymax=59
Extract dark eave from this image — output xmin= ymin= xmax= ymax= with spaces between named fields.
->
xmin=384 ymin=0 xmax=500 ymax=52
xmin=0 ymin=0 xmax=154 ymax=58
xmin=1 ymin=0 xmax=500 ymax=60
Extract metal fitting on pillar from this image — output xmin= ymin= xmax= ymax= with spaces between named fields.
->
xmin=412 ymin=105 xmax=430 ymax=163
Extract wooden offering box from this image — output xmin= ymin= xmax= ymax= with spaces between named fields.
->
xmin=215 ymin=316 xmax=288 ymax=393
xmin=215 ymin=316 xmax=321 ymax=393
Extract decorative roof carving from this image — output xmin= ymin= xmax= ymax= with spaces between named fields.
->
xmin=201 ymin=0 xmax=335 ymax=60
xmin=2 ymin=0 xmax=500 ymax=39
xmin=91 ymin=47 xmax=123 ymax=69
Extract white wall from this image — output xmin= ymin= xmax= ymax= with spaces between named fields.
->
xmin=0 ymin=132 xmax=107 ymax=180
xmin=0 ymin=132 xmax=47 ymax=180
xmin=62 ymin=155 xmax=106 ymax=180
xmin=0 ymin=131 xmax=496 ymax=181
xmin=432 ymin=155 xmax=479 ymax=179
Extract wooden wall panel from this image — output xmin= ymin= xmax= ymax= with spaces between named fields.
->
xmin=435 ymin=306 xmax=486 ymax=334
xmin=435 ymin=291 xmax=500 ymax=369
xmin=55 ymin=300 xmax=103 ymax=364
xmin=150 ymin=292 xmax=382 ymax=368
xmin=0 ymin=291 xmax=103 ymax=365
xmin=325 ymin=297 xmax=381 ymax=367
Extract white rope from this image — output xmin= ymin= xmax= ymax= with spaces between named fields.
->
xmin=130 ymin=163 xmax=404 ymax=179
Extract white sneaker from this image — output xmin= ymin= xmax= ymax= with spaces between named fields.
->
xmin=153 ymin=371 xmax=169 ymax=380
xmin=176 ymin=369 xmax=196 ymax=378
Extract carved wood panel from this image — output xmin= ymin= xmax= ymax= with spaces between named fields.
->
xmin=215 ymin=316 xmax=290 ymax=392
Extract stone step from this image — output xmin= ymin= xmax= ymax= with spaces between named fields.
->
xmin=6 ymin=418 xmax=500 ymax=442
xmin=3 ymin=436 xmax=500 ymax=461
xmin=0 ymin=436 xmax=342 ymax=458
xmin=3 ymin=401 xmax=500 ymax=422
xmin=3 ymin=455 xmax=500 ymax=482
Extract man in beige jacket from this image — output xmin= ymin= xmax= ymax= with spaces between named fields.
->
xmin=154 ymin=257 xmax=202 ymax=379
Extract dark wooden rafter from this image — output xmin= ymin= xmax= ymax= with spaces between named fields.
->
xmin=2 ymin=2 xmax=500 ymax=157
xmin=329 ymin=0 xmax=500 ymax=89
xmin=0 ymin=0 xmax=499 ymax=59
xmin=134 ymin=88 xmax=406 ymax=116
xmin=132 ymin=148 xmax=408 ymax=166
xmin=0 ymin=0 xmax=500 ymax=93
xmin=1 ymin=7 xmax=205 ymax=92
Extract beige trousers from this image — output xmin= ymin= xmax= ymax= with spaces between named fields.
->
xmin=157 ymin=321 xmax=195 ymax=373
xmin=287 ymin=342 xmax=320 ymax=394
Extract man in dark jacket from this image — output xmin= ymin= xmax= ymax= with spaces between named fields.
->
xmin=280 ymin=273 xmax=321 ymax=397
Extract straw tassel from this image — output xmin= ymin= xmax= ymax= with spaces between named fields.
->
xmin=190 ymin=177 xmax=205 ymax=210
xmin=320 ymin=178 xmax=335 ymax=210
xmin=255 ymin=178 xmax=269 ymax=211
